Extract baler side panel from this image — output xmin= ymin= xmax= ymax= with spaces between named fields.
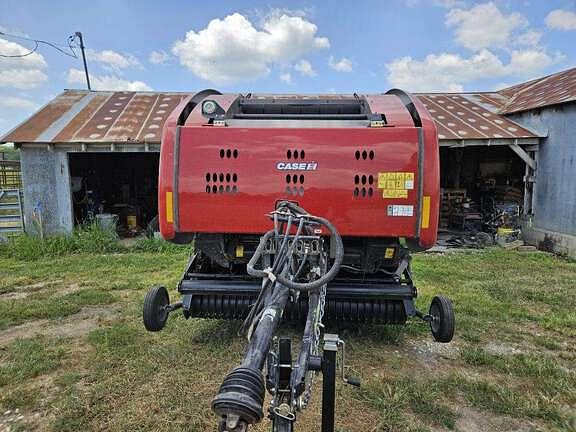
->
xmin=176 ymin=127 xmax=422 ymax=237
xmin=158 ymin=95 xmax=194 ymax=240
xmin=412 ymin=97 xmax=440 ymax=248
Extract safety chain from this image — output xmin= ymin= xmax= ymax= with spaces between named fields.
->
xmin=299 ymin=281 xmax=327 ymax=409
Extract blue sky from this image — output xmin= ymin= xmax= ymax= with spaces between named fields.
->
xmin=1 ymin=0 xmax=575 ymax=136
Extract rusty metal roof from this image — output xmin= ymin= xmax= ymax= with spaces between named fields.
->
xmin=1 ymin=89 xmax=542 ymax=145
xmin=1 ymin=90 xmax=191 ymax=144
xmin=497 ymin=67 xmax=576 ymax=114
xmin=417 ymin=93 xmax=538 ymax=140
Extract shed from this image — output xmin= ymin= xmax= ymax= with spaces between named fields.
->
xmin=2 ymin=67 xmax=573 ymax=254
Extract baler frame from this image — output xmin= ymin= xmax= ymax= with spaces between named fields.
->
xmin=143 ymin=88 xmax=455 ymax=431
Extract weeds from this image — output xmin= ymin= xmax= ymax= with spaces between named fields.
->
xmin=0 ymin=223 xmax=187 ymax=260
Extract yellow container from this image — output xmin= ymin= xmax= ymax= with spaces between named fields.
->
xmin=497 ymin=227 xmax=515 ymax=237
xmin=127 ymin=215 xmax=137 ymax=229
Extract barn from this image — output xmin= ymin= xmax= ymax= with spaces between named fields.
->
xmin=1 ymin=67 xmax=574 ymax=255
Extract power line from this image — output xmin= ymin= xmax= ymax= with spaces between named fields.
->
xmin=0 ymin=30 xmax=78 ymax=58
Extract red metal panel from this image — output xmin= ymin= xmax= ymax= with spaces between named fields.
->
xmin=175 ymin=127 xmax=422 ymax=238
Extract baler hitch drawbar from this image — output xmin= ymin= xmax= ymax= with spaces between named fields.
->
xmin=143 ymin=201 xmax=455 ymax=431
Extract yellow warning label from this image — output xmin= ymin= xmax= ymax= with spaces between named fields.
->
xmin=383 ymin=189 xmax=408 ymax=199
xmin=384 ymin=247 xmax=395 ymax=259
xmin=378 ymin=171 xmax=415 ymax=199
xmin=235 ymin=245 xmax=244 ymax=258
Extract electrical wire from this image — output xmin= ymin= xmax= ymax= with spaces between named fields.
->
xmin=0 ymin=31 xmax=78 ymax=58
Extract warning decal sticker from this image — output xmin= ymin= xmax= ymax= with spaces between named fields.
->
xmin=387 ymin=205 xmax=414 ymax=217
xmin=377 ymin=172 xmax=415 ymax=199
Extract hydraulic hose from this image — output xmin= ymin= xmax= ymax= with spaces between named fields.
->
xmin=247 ymin=202 xmax=344 ymax=292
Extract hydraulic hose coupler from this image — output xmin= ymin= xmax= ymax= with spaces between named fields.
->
xmin=212 ymin=367 xmax=265 ymax=430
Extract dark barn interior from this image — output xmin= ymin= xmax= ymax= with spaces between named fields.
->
xmin=439 ymin=146 xmax=525 ymax=235
xmin=68 ymin=153 xmax=159 ymax=235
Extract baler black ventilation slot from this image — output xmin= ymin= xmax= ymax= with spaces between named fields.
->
xmin=219 ymin=149 xmax=239 ymax=159
xmin=230 ymin=96 xmax=378 ymax=121
xmin=287 ymin=149 xmax=305 ymax=159
xmin=286 ymin=174 xmax=305 ymax=184
xmin=205 ymin=172 xmax=238 ymax=194
xmin=353 ymin=187 xmax=374 ymax=198
xmin=285 ymin=186 xmax=305 ymax=197
xmin=355 ymin=149 xmax=375 ymax=160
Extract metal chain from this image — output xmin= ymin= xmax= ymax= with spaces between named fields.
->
xmin=299 ymin=266 xmax=327 ymax=409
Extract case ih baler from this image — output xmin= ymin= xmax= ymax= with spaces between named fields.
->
xmin=143 ymin=89 xmax=455 ymax=432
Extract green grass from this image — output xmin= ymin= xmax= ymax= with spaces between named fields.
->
xmin=0 ymin=224 xmax=187 ymax=260
xmin=0 ymin=247 xmax=574 ymax=431
xmin=0 ymin=337 xmax=65 ymax=387
xmin=0 ymin=288 xmax=117 ymax=330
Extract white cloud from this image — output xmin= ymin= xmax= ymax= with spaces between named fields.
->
xmin=171 ymin=12 xmax=329 ymax=84
xmin=280 ymin=72 xmax=292 ymax=83
xmin=507 ymin=50 xmax=555 ymax=76
xmin=294 ymin=59 xmax=316 ymax=76
xmin=0 ymin=37 xmax=48 ymax=89
xmin=387 ymin=49 xmax=504 ymax=92
xmin=67 ymin=68 xmax=152 ymax=91
xmin=516 ymin=30 xmax=542 ymax=47
xmin=386 ymin=48 xmax=558 ymax=92
xmin=446 ymin=2 xmax=525 ymax=51
xmin=546 ymin=9 xmax=576 ymax=30
xmin=86 ymin=49 xmax=140 ymax=72
xmin=328 ymin=56 xmax=353 ymax=72
xmin=0 ymin=95 xmax=39 ymax=110
xmin=388 ymin=2 xmax=565 ymax=92
xmin=149 ymin=50 xmax=170 ymax=65
xmin=0 ymin=69 xmax=48 ymax=90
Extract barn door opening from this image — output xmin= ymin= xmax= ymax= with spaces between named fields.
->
xmin=68 ymin=152 xmax=159 ymax=236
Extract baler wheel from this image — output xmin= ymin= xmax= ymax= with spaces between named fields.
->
xmin=429 ymin=295 xmax=455 ymax=343
xmin=143 ymin=286 xmax=169 ymax=332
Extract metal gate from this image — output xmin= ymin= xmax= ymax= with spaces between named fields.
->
xmin=0 ymin=189 xmax=24 ymax=237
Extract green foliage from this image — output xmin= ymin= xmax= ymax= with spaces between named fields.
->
xmin=0 ymin=223 xmax=187 ymax=260
xmin=0 ymin=144 xmax=20 ymax=161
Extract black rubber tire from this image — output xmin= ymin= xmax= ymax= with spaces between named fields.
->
xmin=429 ymin=295 xmax=455 ymax=343
xmin=143 ymin=286 xmax=169 ymax=332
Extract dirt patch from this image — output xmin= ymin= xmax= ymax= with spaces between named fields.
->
xmin=0 ymin=292 xmax=28 ymax=301
xmin=0 ymin=306 xmax=118 ymax=346
xmin=484 ymin=341 xmax=524 ymax=356
xmin=454 ymin=406 xmax=542 ymax=432
xmin=0 ymin=282 xmax=80 ymax=302
xmin=404 ymin=339 xmax=460 ymax=367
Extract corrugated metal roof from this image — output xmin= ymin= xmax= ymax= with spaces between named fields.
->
xmin=1 ymin=89 xmax=541 ymax=145
xmin=417 ymin=93 xmax=538 ymax=140
xmin=1 ymin=90 xmax=191 ymax=144
xmin=498 ymin=67 xmax=576 ymax=114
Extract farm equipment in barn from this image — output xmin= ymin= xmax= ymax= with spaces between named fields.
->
xmin=143 ymin=89 xmax=455 ymax=431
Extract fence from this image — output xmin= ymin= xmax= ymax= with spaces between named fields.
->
xmin=0 ymin=160 xmax=22 ymax=189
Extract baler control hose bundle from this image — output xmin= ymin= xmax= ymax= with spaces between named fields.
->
xmin=211 ymin=201 xmax=343 ymax=432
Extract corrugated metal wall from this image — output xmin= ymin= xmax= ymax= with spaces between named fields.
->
xmin=508 ymin=103 xmax=576 ymax=236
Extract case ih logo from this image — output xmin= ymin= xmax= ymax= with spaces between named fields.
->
xmin=276 ymin=162 xmax=318 ymax=171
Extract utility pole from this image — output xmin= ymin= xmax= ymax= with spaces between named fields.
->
xmin=75 ymin=32 xmax=91 ymax=91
